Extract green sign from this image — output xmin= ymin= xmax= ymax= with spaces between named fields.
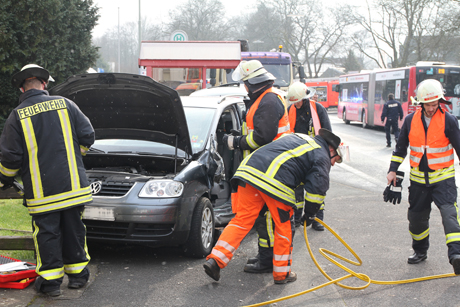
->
xmin=171 ymin=30 xmax=188 ymax=41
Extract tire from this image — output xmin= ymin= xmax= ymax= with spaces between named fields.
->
xmin=342 ymin=108 xmax=350 ymax=124
xmin=361 ymin=111 xmax=367 ymax=129
xmin=184 ymin=197 xmax=215 ymax=258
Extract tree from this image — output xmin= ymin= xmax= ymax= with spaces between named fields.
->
xmin=167 ymin=0 xmax=229 ymax=40
xmin=0 ymin=0 xmax=99 ymax=126
xmin=239 ymin=0 xmax=354 ymax=78
xmin=351 ymin=0 xmax=460 ymax=68
xmin=93 ymin=18 xmax=165 ymax=73
xmin=343 ymin=50 xmax=363 ymax=73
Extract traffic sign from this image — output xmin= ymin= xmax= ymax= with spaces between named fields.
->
xmin=171 ymin=30 xmax=188 ymax=41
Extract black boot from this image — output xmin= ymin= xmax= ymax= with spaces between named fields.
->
xmin=246 ymin=254 xmax=259 ymax=265
xmin=312 ymin=210 xmax=324 ymax=231
xmin=450 ymin=254 xmax=460 ymax=275
xmin=244 ymin=260 xmax=273 ymax=273
xmin=34 ymin=276 xmax=61 ymax=297
xmin=68 ymin=267 xmax=90 ymax=289
xmin=408 ymin=252 xmax=427 ymax=264
xmin=203 ymin=258 xmax=220 ymax=281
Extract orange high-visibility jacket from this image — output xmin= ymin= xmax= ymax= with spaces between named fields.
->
xmin=409 ymin=108 xmax=454 ymax=170
xmin=246 ymin=88 xmax=290 ymax=142
xmin=288 ymin=100 xmax=321 ymax=135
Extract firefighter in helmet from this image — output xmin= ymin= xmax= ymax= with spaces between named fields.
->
xmin=384 ymin=79 xmax=460 ymax=274
xmin=223 ymin=60 xmax=291 ymax=274
xmin=287 ymin=82 xmax=331 ymax=231
xmin=0 ymin=64 xmax=95 ymax=296
xmin=204 ymin=129 xmax=343 ymax=284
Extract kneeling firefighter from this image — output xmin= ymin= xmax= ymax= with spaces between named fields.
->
xmin=204 ymin=129 xmax=343 ymax=284
xmin=243 ymin=82 xmax=333 ymax=275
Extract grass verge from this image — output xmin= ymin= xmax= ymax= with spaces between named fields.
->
xmin=0 ymin=199 xmax=35 ymax=260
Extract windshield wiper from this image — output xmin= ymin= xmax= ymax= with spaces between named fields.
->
xmin=107 ymin=151 xmax=133 ymax=154
xmin=88 ymin=147 xmax=105 ymax=153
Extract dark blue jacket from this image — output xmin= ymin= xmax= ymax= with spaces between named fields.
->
xmin=381 ymin=99 xmax=403 ymax=122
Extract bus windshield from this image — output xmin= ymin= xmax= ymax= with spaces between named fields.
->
xmin=263 ymin=64 xmax=291 ymax=88
xmin=416 ymin=67 xmax=460 ymax=98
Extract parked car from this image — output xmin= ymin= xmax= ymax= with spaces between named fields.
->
xmin=49 ymin=73 xmax=244 ymax=258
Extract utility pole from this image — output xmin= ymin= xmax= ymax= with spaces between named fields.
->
xmin=118 ymin=7 xmax=120 ymax=73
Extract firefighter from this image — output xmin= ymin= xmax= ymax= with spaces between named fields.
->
xmin=204 ymin=129 xmax=343 ymax=284
xmin=384 ymin=79 xmax=460 ymax=274
xmin=223 ymin=60 xmax=290 ymax=274
xmin=223 ymin=59 xmax=289 ymax=153
xmin=0 ymin=64 xmax=95 ymax=296
xmin=287 ymin=82 xmax=331 ymax=231
xmin=381 ymin=93 xmax=404 ymax=147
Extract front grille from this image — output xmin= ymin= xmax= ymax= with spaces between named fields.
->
xmin=84 ymin=220 xmax=174 ymax=239
xmin=92 ymin=181 xmax=135 ymax=197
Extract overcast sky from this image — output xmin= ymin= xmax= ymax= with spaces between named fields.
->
xmin=91 ymin=0 xmax=361 ymax=38
xmin=91 ymin=0 xmax=260 ymax=38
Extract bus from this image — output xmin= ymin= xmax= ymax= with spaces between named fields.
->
xmin=305 ymin=79 xmax=339 ymax=109
xmin=337 ymin=62 xmax=460 ymax=128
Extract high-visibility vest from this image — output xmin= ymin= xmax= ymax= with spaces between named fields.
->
xmin=409 ymin=108 xmax=454 ymax=170
xmin=245 ymin=88 xmax=290 ymax=142
xmin=288 ymin=100 xmax=321 ymax=136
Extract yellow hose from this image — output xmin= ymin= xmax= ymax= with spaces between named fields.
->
xmin=243 ymin=218 xmax=457 ymax=307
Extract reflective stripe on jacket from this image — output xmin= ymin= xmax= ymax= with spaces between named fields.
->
xmin=0 ymin=89 xmax=95 ymax=215
xmin=409 ymin=108 xmax=454 ymax=170
xmin=288 ymin=101 xmax=320 ymax=136
xmin=245 ymin=88 xmax=290 ymax=149
xmin=232 ymin=133 xmax=331 ymax=208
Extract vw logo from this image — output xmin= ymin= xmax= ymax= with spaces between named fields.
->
xmin=90 ymin=181 xmax=102 ymax=195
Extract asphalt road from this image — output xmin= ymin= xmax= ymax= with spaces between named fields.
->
xmin=3 ymin=110 xmax=460 ymax=307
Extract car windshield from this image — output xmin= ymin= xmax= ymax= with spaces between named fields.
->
xmin=91 ymin=107 xmax=216 ymax=156
xmin=184 ymin=106 xmax=215 ymax=153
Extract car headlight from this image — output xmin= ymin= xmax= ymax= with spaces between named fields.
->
xmin=138 ymin=180 xmax=184 ymax=198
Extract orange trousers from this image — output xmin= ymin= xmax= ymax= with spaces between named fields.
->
xmin=207 ymin=184 xmax=294 ymax=281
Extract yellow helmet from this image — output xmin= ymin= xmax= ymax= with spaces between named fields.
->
xmin=411 ymin=79 xmax=448 ymax=105
xmin=232 ymin=60 xmax=275 ymax=84
xmin=287 ymin=82 xmax=315 ymax=104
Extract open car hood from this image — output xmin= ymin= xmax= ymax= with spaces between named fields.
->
xmin=49 ymin=73 xmax=192 ymax=156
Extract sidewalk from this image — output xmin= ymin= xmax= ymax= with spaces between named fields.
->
xmin=0 ymin=263 xmax=97 ymax=307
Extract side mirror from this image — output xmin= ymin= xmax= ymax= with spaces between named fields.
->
xmin=298 ymin=66 xmax=306 ymax=83
xmin=332 ymin=84 xmax=341 ymax=92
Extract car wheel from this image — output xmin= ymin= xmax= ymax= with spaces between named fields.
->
xmin=343 ymin=108 xmax=350 ymax=124
xmin=184 ymin=197 xmax=215 ymax=258
xmin=361 ymin=111 xmax=367 ymax=128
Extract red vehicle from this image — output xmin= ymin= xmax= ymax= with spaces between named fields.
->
xmin=304 ymin=79 xmax=339 ymax=109
xmin=337 ymin=62 xmax=460 ymax=128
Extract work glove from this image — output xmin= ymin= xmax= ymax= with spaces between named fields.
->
xmin=383 ymin=171 xmax=404 ymax=204
xmin=301 ymin=201 xmax=322 ymax=226
xmin=0 ymin=173 xmax=14 ymax=190
xmin=222 ymin=129 xmax=242 ymax=150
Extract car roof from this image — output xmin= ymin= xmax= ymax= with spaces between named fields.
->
xmin=180 ymin=95 xmax=244 ymax=111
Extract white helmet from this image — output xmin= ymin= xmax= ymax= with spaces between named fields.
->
xmin=11 ymin=64 xmax=55 ymax=88
xmin=287 ymin=82 xmax=316 ymax=104
xmin=411 ymin=79 xmax=448 ymax=105
xmin=232 ymin=60 xmax=275 ymax=84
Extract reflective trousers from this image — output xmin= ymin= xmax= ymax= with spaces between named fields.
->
xmin=208 ymin=184 xmax=294 ymax=281
xmin=408 ymin=178 xmax=460 ymax=260
xmin=32 ymin=206 xmax=90 ymax=289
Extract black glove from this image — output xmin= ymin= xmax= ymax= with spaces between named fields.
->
xmin=383 ymin=171 xmax=404 ymax=204
xmin=0 ymin=173 xmax=14 ymax=190
xmin=222 ymin=131 xmax=242 ymax=150
xmin=301 ymin=201 xmax=322 ymax=226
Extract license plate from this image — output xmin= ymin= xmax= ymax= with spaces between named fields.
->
xmin=83 ymin=206 xmax=115 ymax=221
